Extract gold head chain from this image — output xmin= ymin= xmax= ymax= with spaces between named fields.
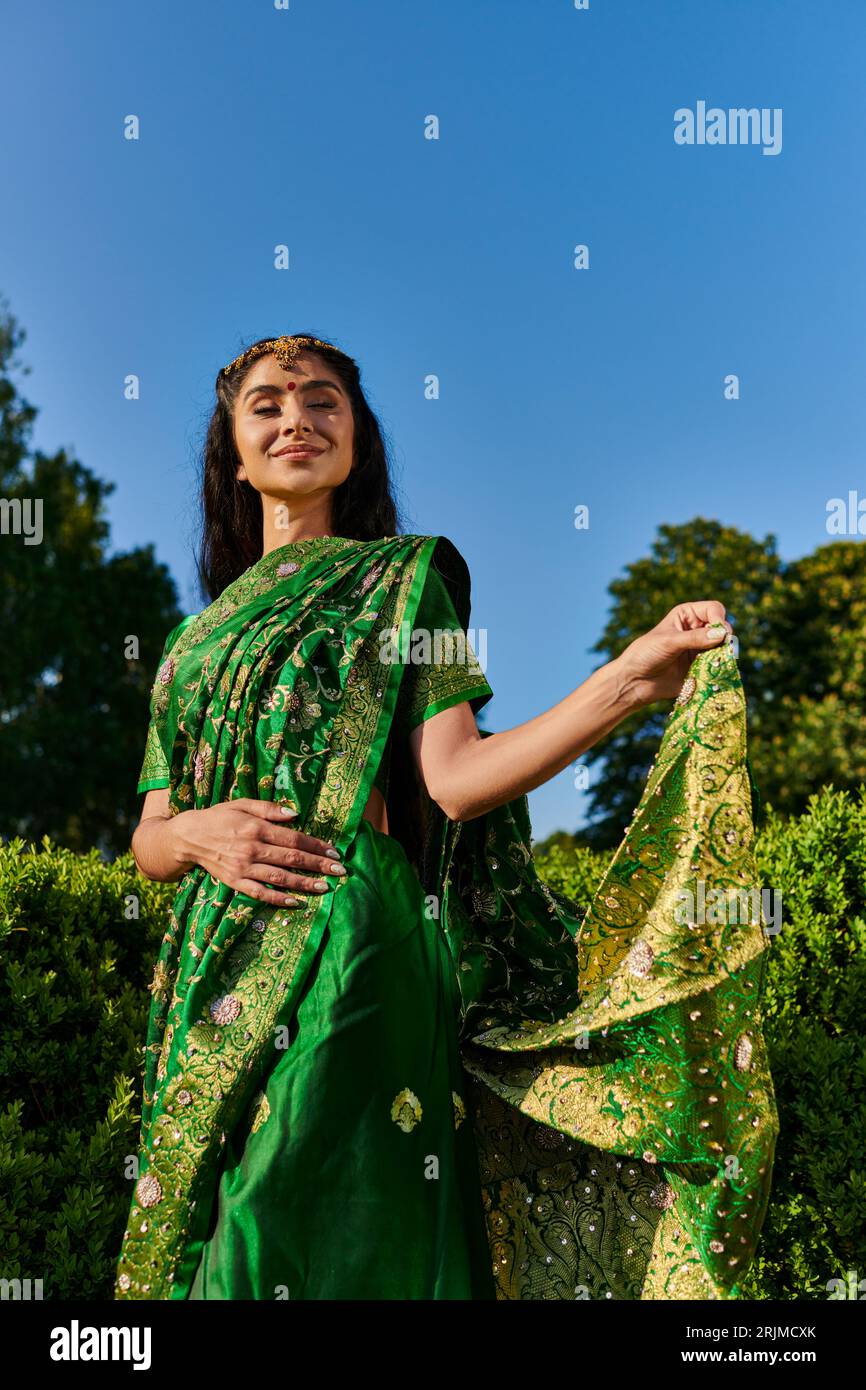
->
xmin=220 ymin=334 xmax=340 ymax=380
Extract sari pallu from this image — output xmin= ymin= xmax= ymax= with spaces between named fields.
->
xmin=115 ymin=532 xmax=778 ymax=1300
xmin=433 ymin=643 xmax=779 ymax=1299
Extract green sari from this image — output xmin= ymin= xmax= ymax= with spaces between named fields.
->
xmin=115 ymin=533 xmax=778 ymax=1301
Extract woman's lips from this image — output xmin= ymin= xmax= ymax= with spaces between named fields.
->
xmin=272 ymin=446 xmax=324 ymax=459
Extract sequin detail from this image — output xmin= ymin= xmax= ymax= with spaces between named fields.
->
xmin=733 ymin=1034 xmax=753 ymax=1071
xmin=649 ymin=1182 xmax=676 ymax=1211
xmin=209 ymin=994 xmax=242 ymax=1026
xmin=135 ymin=1174 xmax=163 ymax=1208
xmin=627 ymin=940 xmax=655 ymax=978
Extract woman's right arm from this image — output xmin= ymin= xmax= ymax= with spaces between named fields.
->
xmin=131 ymin=789 xmax=193 ymax=881
xmin=131 ymin=789 xmax=347 ymax=906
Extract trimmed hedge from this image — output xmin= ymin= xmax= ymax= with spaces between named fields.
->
xmin=1 ymin=787 xmax=864 ymax=1300
xmin=0 ymin=841 xmax=173 ymax=1300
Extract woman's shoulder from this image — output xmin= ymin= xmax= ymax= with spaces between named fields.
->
xmin=162 ymin=612 xmax=200 ymax=651
xmin=407 ymin=535 xmax=475 ymax=629
xmin=404 ymin=533 xmax=472 ymax=572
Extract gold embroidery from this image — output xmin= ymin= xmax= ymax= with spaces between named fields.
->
xmin=391 ymin=1088 xmax=423 ymax=1133
xmin=137 ymin=716 xmax=170 ymax=789
xmin=250 ymin=1092 xmax=271 ymax=1134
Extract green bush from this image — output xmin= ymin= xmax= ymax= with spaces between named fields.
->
xmin=0 ymin=840 xmax=173 ymax=1299
xmin=1 ymin=787 xmax=864 ymax=1299
xmin=741 ymin=787 xmax=866 ymax=1299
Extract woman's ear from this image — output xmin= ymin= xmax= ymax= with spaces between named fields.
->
xmin=236 ymin=462 xmax=247 ymax=484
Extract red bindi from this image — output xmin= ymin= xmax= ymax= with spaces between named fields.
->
xmin=286 ymin=381 xmax=297 ymax=390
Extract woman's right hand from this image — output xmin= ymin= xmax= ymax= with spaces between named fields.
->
xmin=173 ymin=798 xmax=347 ymax=905
xmin=133 ymin=791 xmax=347 ymax=904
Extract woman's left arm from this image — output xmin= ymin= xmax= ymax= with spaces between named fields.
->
xmin=410 ymin=601 xmax=733 ymax=822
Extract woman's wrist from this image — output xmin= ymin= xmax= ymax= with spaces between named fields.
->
xmin=165 ymin=808 xmax=201 ymax=875
xmin=132 ymin=807 xmax=200 ymax=881
xmin=607 ymin=652 xmax=648 ymax=716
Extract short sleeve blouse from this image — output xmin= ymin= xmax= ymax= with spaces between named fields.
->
xmin=136 ymin=616 xmax=196 ymax=793
xmin=371 ymin=561 xmax=492 ymax=796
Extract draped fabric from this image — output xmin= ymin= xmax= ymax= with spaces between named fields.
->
xmin=115 ymin=533 xmax=778 ymax=1300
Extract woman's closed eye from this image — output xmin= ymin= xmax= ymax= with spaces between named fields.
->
xmin=254 ymin=400 xmax=335 ymax=414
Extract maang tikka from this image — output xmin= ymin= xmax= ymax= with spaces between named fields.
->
xmin=220 ymin=334 xmax=339 ymax=380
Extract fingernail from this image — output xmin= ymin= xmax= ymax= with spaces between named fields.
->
xmin=285 ymin=896 xmax=301 ymax=907
xmin=325 ymin=848 xmax=342 ymax=859
xmin=314 ymin=880 xmax=329 ymax=891
xmin=329 ymin=863 xmax=347 ymax=875
xmin=280 ymin=805 xmax=298 ymax=818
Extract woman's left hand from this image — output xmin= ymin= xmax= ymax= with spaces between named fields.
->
xmin=613 ymin=601 xmax=733 ymax=707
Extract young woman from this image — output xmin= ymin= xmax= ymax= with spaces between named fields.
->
xmin=115 ymin=334 xmax=778 ymax=1301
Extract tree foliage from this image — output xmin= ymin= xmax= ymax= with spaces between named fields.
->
xmin=0 ymin=300 xmax=182 ymax=855
xmin=557 ymin=518 xmax=865 ymax=850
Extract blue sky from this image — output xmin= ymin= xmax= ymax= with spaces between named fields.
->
xmin=1 ymin=0 xmax=863 ymax=839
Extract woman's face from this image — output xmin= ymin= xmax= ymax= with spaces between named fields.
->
xmin=232 ymin=350 xmax=354 ymax=521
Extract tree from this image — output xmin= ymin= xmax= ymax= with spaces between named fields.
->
xmin=749 ymin=539 xmax=866 ymax=809
xmin=568 ymin=518 xmax=865 ymax=849
xmin=0 ymin=300 xmax=183 ymax=855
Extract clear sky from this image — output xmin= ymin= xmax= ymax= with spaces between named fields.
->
xmin=1 ymin=0 xmax=863 ymax=840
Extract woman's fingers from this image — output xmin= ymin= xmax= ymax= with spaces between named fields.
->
xmin=663 ymin=623 xmax=730 ymax=655
xmin=665 ymin=600 xmax=730 ymax=631
xmin=246 ymin=861 xmax=336 ymax=895
xmin=258 ymin=826 xmax=344 ymax=863
xmin=247 ymin=799 xmax=335 ymax=842
xmin=234 ymin=878 xmax=303 ymax=907
xmin=234 ymin=870 xmax=338 ymax=907
xmin=225 ymin=800 xmax=343 ymax=859
xmin=253 ymin=839 xmax=347 ymax=878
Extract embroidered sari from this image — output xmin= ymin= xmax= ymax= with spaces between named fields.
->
xmin=115 ymin=532 xmax=778 ymax=1301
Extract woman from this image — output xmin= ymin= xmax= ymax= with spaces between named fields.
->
xmin=115 ymin=333 xmax=778 ymax=1301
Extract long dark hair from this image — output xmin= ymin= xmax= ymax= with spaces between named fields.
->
xmin=198 ymin=333 xmax=402 ymax=600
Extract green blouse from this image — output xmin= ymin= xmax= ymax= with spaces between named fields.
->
xmin=137 ymin=559 xmax=493 ymax=799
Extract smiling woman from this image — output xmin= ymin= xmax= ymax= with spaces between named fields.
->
xmin=115 ymin=333 xmax=778 ymax=1302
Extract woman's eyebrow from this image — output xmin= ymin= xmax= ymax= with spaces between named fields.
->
xmin=242 ymin=379 xmax=343 ymax=402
